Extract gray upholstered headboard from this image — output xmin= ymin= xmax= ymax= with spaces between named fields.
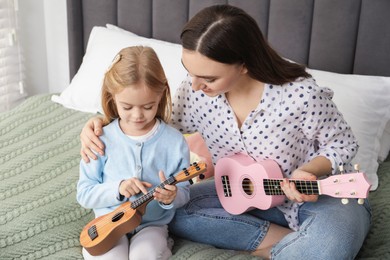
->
xmin=67 ymin=0 xmax=390 ymax=79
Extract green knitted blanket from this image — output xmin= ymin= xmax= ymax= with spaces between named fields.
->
xmin=0 ymin=95 xmax=389 ymax=259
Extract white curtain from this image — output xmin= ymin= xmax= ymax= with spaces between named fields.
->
xmin=0 ymin=0 xmax=25 ymax=113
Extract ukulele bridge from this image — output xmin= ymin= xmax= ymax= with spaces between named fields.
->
xmin=88 ymin=225 xmax=98 ymax=241
xmin=221 ymin=175 xmax=232 ymax=197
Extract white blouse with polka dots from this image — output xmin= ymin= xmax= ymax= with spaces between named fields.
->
xmin=171 ymin=75 xmax=358 ymax=230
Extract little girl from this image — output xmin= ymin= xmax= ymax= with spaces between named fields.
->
xmin=77 ymin=46 xmax=190 ymax=259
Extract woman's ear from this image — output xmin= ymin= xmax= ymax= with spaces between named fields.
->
xmin=241 ymin=64 xmax=248 ymax=75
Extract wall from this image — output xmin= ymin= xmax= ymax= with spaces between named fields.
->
xmin=18 ymin=0 xmax=69 ymax=96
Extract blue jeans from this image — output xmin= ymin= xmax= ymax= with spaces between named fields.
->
xmin=169 ymin=178 xmax=371 ymax=260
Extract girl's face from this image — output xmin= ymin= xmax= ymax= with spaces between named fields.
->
xmin=114 ymin=82 xmax=162 ymax=136
xmin=181 ymin=49 xmax=248 ymax=97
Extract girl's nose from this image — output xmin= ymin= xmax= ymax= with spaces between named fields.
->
xmin=134 ymin=108 xmax=144 ymax=119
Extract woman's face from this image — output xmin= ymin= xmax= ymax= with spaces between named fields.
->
xmin=114 ymin=82 xmax=161 ymax=136
xmin=181 ymin=49 xmax=248 ymax=97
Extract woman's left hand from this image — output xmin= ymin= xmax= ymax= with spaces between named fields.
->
xmin=154 ymin=171 xmax=177 ymax=205
xmin=280 ymin=169 xmax=319 ymax=203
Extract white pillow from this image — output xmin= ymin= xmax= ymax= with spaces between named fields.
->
xmin=308 ymin=69 xmax=390 ymax=190
xmin=52 ymin=26 xmax=186 ymax=113
xmin=379 ymin=122 xmax=390 ymax=162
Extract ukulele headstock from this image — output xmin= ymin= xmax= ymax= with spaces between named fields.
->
xmin=175 ymin=161 xmax=207 ymax=183
xmin=320 ymin=164 xmax=371 ymax=204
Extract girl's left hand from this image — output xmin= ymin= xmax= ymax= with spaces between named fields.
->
xmin=280 ymin=169 xmax=319 ymax=203
xmin=154 ymin=171 xmax=177 ymax=205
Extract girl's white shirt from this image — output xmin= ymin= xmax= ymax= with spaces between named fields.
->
xmin=127 ymin=119 xmax=161 ymax=142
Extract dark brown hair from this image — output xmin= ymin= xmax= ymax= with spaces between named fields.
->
xmin=102 ymin=46 xmax=171 ymax=124
xmin=181 ymin=5 xmax=310 ymax=85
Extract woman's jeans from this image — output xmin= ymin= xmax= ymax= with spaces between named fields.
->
xmin=169 ymin=178 xmax=371 ymax=260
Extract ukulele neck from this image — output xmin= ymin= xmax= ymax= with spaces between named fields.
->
xmin=131 ymin=176 xmax=177 ymax=209
xmin=264 ymin=179 xmax=320 ymax=195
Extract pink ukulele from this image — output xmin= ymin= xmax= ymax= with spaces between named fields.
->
xmin=215 ymin=154 xmax=371 ymax=215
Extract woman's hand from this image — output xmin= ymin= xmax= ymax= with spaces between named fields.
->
xmin=119 ymin=177 xmax=153 ymax=198
xmin=281 ymin=156 xmax=331 ymax=203
xmin=280 ymin=169 xmax=318 ymax=203
xmin=154 ymin=171 xmax=177 ymax=205
xmin=80 ymin=116 xmax=105 ymax=162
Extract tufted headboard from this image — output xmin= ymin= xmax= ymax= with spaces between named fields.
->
xmin=67 ymin=0 xmax=390 ymax=79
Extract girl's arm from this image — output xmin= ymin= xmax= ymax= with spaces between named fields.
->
xmin=155 ymin=133 xmax=191 ymax=209
xmin=168 ymin=136 xmax=191 ymax=209
xmin=77 ymin=155 xmax=124 ymax=209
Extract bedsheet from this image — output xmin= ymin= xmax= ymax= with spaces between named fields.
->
xmin=0 ymin=95 xmax=389 ymax=259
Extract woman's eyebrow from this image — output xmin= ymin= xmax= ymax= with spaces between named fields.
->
xmin=180 ymin=59 xmax=216 ymax=80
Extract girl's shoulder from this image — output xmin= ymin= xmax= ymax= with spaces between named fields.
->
xmin=159 ymin=120 xmax=185 ymax=139
xmin=102 ymin=119 xmax=119 ymax=133
xmin=101 ymin=119 xmax=123 ymax=142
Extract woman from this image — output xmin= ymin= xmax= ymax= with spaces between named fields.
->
xmin=80 ymin=5 xmax=371 ymax=260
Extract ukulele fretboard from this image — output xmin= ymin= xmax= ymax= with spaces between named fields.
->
xmin=263 ymin=179 xmax=319 ymax=195
xmin=131 ymin=176 xmax=176 ymax=209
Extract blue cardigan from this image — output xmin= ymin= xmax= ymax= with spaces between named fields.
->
xmin=77 ymin=119 xmax=190 ymax=230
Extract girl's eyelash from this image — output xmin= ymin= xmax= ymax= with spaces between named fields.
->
xmin=123 ymin=107 xmax=153 ymax=110
xmin=205 ymin=79 xmax=215 ymax=83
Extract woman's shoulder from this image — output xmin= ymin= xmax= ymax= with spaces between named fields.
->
xmin=288 ymin=76 xmax=334 ymax=99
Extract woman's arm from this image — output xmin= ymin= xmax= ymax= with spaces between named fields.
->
xmin=281 ymin=81 xmax=357 ymax=203
xmin=80 ymin=116 xmax=105 ymax=162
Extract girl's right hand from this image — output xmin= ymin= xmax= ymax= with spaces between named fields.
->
xmin=80 ymin=116 xmax=105 ymax=162
xmin=119 ymin=178 xmax=153 ymax=198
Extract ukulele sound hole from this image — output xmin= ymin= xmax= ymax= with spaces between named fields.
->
xmin=242 ymin=178 xmax=254 ymax=196
xmin=112 ymin=212 xmax=124 ymax=222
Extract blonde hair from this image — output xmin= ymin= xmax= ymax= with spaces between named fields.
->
xmin=101 ymin=46 xmax=172 ymax=124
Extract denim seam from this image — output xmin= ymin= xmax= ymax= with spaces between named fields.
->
xmin=271 ymin=210 xmax=316 ymax=258
xmin=248 ymin=221 xmax=270 ymax=251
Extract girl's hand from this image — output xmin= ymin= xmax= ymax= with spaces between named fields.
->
xmin=280 ymin=169 xmax=318 ymax=203
xmin=119 ymin=177 xmax=153 ymax=198
xmin=154 ymin=171 xmax=177 ymax=205
xmin=80 ymin=117 xmax=105 ymax=162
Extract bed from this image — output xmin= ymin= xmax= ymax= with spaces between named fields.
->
xmin=1 ymin=0 xmax=389 ymax=259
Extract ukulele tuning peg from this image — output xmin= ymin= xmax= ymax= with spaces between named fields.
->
xmin=358 ymin=198 xmax=365 ymax=205
xmin=341 ymin=198 xmax=349 ymax=205
xmin=199 ymin=174 xmax=205 ymax=180
xmin=188 ymin=179 xmax=194 ymax=185
xmin=354 ymin=164 xmax=360 ymax=172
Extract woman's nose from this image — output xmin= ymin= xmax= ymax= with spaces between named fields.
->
xmin=191 ymin=77 xmax=204 ymax=91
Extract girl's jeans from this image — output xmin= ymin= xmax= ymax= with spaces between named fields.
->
xmin=169 ymin=178 xmax=371 ymax=260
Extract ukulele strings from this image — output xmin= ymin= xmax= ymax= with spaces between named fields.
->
xmin=89 ymin=167 xmax=201 ymax=230
xmin=228 ymin=176 xmax=358 ymax=193
xmin=89 ymin=179 xmax=173 ymax=229
xmin=225 ymin=179 xmax=320 ymax=194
